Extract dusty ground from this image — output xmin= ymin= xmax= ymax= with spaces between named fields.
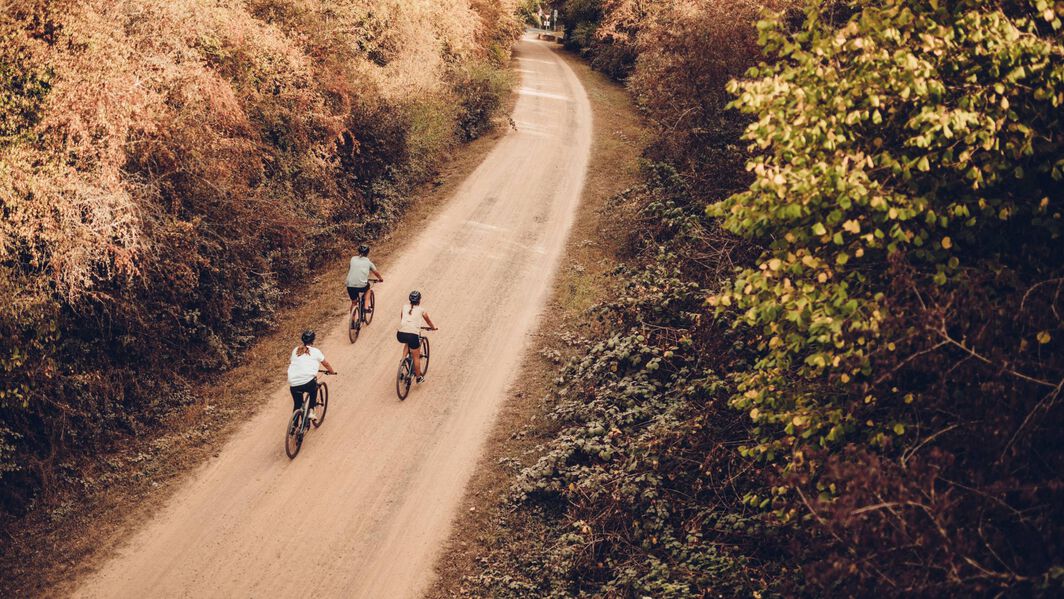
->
xmin=0 ymin=51 xmax=520 ymax=599
xmin=61 ymin=34 xmax=592 ymax=599
xmin=425 ymin=42 xmax=650 ymax=598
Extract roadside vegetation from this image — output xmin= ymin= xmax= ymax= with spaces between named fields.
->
xmin=469 ymin=0 xmax=1063 ymax=596
xmin=0 ymin=0 xmax=518 ymax=531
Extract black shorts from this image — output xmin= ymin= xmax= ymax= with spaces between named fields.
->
xmin=289 ymin=379 xmax=317 ymax=411
xmin=396 ymin=331 xmax=421 ymax=350
xmin=347 ymin=285 xmax=369 ymax=301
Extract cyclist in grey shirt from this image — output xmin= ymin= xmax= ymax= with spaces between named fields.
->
xmin=346 ymin=243 xmax=384 ymax=315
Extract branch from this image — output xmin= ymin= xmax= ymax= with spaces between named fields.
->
xmin=935 ymin=324 xmax=1058 ymax=389
xmin=901 ymin=423 xmax=961 ymax=468
xmin=999 ymin=379 xmax=1064 ymax=463
xmin=1019 ymin=277 xmax=1063 ymax=313
xmin=873 ymin=340 xmax=949 ymax=387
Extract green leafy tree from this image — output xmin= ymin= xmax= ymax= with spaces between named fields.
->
xmin=711 ymin=0 xmax=1063 ymax=469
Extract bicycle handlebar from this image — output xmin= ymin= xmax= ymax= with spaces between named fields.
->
xmin=318 ymin=370 xmax=337 ymax=374
xmin=420 ymin=327 xmax=437 ymax=331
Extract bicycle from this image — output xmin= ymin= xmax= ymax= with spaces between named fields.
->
xmin=348 ymin=278 xmax=381 ymax=343
xmin=396 ymin=327 xmax=434 ymax=400
xmin=285 ymin=370 xmax=334 ymax=459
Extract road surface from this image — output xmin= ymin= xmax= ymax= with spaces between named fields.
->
xmin=72 ymin=33 xmax=591 ymax=598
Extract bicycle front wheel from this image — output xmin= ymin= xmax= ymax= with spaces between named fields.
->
xmin=314 ymin=382 xmax=328 ymax=427
xmin=364 ymin=289 xmax=376 ymax=325
xmin=396 ymin=358 xmax=412 ymax=400
xmin=420 ymin=336 xmax=431 ymax=376
xmin=285 ymin=411 xmax=304 ymax=459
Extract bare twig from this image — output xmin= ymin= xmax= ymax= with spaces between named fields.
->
xmin=874 ymin=340 xmax=949 ymax=387
xmin=935 ymin=324 xmax=1057 ymax=389
xmin=1019 ymin=277 xmax=1063 ymax=313
xmin=999 ymin=380 xmax=1064 ymax=462
xmin=901 ymin=423 xmax=961 ymax=468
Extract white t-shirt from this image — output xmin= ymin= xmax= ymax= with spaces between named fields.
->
xmin=346 ymin=256 xmax=376 ymax=288
xmin=288 ymin=346 xmax=325 ymax=386
xmin=398 ymin=304 xmax=426 ymax=334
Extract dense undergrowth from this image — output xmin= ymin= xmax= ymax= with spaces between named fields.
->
xmin=477 ymin=0 xmax=1063 ymax=596
xmin=0 ymin=0 xmax=519 ymax=520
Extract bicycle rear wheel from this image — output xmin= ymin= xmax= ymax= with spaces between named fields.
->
xmin=285 ymin=411 xmax=304 ymax=459
xmin=348 ymin=307 xmax=361 ymax=343
xmin=420 ymin=336 xmax=431 ymax=376
xmin=396 ymin=358 xmax=412 ymax=400
xmin=364 ymin=289 xmax=376 ymax=325
xmin=313 ymin=382 xmax=328 ymax=427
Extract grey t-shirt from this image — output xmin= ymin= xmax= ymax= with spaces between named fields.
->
xmin=346 ymin=256 xmax=375 ymax=287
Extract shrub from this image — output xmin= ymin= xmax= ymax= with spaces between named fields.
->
xmin=712 ymin=0 xmax=1064 ymax=593
xmin=561 ymin=0 xmax=604 ymax=52
xmin=452 ymin=62 xmax=514 ymax=142
xmin=517 ymin=0 xmax=544 ymax=27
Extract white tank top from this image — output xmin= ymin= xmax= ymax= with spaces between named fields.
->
xmin=398 ymin=304 xmax=425 ymax=334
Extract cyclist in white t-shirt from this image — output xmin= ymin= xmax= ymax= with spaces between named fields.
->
xmin=346 ymin=243 xmax=384 ymax=316
xmin=396 ymin=291 xmax=437 ymax=383
xmin=288 ymin=330 xmax=336 ymax=421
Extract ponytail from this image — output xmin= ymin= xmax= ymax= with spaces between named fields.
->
xmin=296 ymin=343 xmax=310 ymax=357
xmin=408 ymin=303 xmax=414 ymax=315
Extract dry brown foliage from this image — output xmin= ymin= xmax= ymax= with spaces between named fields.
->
xmin=0 ymin=0 xmax=518 ymax=516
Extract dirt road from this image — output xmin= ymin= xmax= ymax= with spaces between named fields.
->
xmin=71 ymin=34 xmax=590 ymax=599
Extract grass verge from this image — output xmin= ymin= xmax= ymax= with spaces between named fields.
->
xmin=0 ymin=89 xmax=520 ymax=599
xmin=426 ymin=44 xmax=650 ymax=597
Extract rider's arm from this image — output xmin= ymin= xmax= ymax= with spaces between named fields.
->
xmin=423 ymin=312 xmax=437 ymax=330
xmin=321 ymin=358 xmax=337 ymax=374
xmin=371 ymin=268 xmax=383 ymax=282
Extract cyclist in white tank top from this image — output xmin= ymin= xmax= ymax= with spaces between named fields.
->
xmin=396 ymin=290 xmax=437 ymax=383
xmin=399 ymin=304 xmax=426 ymax=334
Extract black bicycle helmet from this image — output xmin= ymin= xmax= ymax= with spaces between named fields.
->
xmin=301 ymin=330 xmax=316 ymax=345
xmin=408 ymin=290 xmax=422 ymax=304
xmin=358 ymin=243 xmax=370 ymax=256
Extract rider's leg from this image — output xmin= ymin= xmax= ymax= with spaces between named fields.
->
xmin=290 ymin=380 xmax=315 ymax=420
xmin=412 ymin=347 xmax=422 ymax=377
xmin=307 ymin=381 xmax=319 ymax=420
xmin=347 ymin=286 xmax=367 ymax=318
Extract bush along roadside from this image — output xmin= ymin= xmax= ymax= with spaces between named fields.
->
xmin=470 ymin=0 xmax=1062 ymax=596
xmin=0 ymin=0 xmax=519 ymax=521
xmin=711 ymin=1 xmax=1063 ymax=594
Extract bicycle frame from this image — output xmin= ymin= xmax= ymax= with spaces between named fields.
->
xmin=359 ymin=279 xmax=382 ymax=319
